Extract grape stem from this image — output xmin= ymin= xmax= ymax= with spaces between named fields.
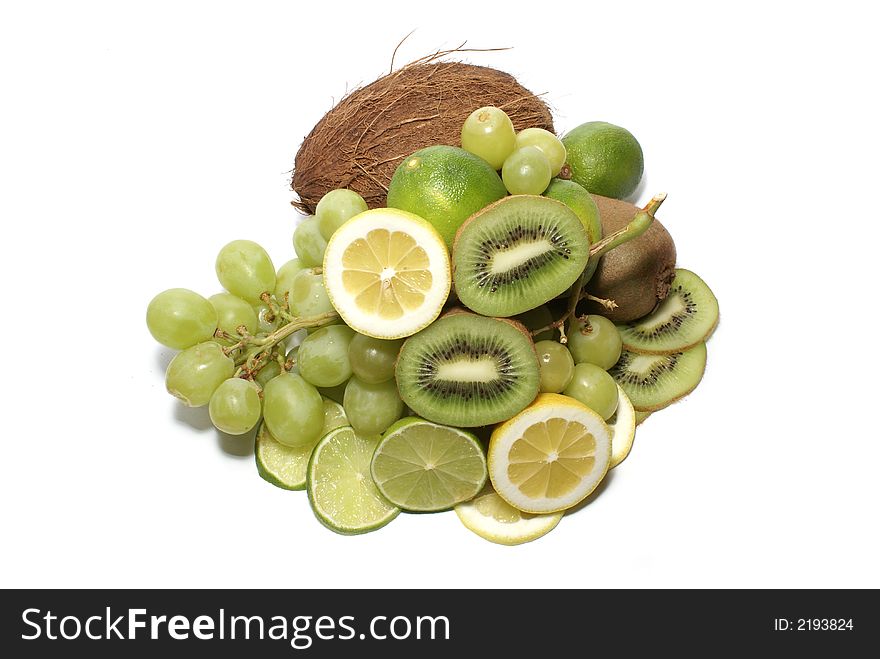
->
xmin=582 ymin=293 xmax=617 ymax=310
xmin=236 ymin=310 xmax=339 ymax=373
xmin=530 ymin=192 xmax=666 ymax=343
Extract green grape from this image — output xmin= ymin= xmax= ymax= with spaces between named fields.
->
xmin=501 ymin=146 xmax=552 ymax=195
xmin=515 ymin=128 xmax=567 ymax=177
xmin=563 ymin=363 xmax=619 ymax=420
xmin=262 ymin=373 xmax=324 ymax=447
xmin=460 ymin=106 xmax=517 ymax=170
xmin=209 ymin=293 xmax=258 ymax=338
xmin=252 ymin=303 xmax=279 ymax=334
xmin=165 ymin=342 xmax=234 ymax=407
xmin=348 ymin=334 xmax=402 ymax=384
xmin=215 ymin=240 xmax=276 ymax=303
xmin=343 ymin=376 xmax=404 ymax=436
xmin=567 ymin=315 xmax=622 ymax=370
xmin=254 ymin=360 xmax=282 ymax=387
xmin=292 ymin=215 xmax=327 ymax=267
xmin=274 ymin=258 xmax=307 ymax=303
xmin=535 ymin=340 xmax=575 ymax=393
xmin=297 ymin=325 xmax=355 ymax=387
xmin=209 ymin=378 xmax=262 ymax=435
xmin=321 ymin=397 xmax=348 ymax=435
xmin=316 ymin=189 xmax=368 ymax=240
xmin=146 ymin=288 xmax=217 ymax=350
xmin=288 ymin=268 xmax=334 ymax=318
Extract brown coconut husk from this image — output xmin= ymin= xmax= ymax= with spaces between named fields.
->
xmin=291 ymin=49 xmax=554 ymax=214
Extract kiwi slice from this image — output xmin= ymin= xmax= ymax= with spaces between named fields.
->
xmin=395 ymin=311 xmax=540 ymax=427
xmin=609 ymin=342 xmax=707 ymax=412
xmin=452 ymin=195 xmax=590 ymax=317
xmin=617 ymin=269 xmax=718 ymax=354
xmin=634 ymin=409 xmax=652 ymax=425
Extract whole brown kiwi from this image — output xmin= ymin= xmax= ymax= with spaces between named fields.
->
xmin=585 ymin=195 xmax=677 ymax=322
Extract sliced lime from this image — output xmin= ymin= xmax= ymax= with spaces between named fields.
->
xmin=256 ymin=398 xmax=347 ymax=491
xmin=455 ymin=484 xmax=562 ymax=546
xmin=307 ymin=426 xmax=399 ymax=534
xmin=371 ymin=417 xmax=487 ymax=512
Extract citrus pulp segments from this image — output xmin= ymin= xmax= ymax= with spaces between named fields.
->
xmin=307 ymin=426 xmax=400 ymax=535
xmin=370 ymin=418 xmax=487 ymax=512
xmin=323 ymin=208 xmax=451 ymax=340
xmin=255 ymin=399 xmax=348 ymax=491
xmin=455 ymin=485 xmax=563 ymax=546
xmin=617 ymin=269 xmax=719 ymax=354
xmin=255 ymin=422 xmax=312 ymax=491
xmin=608 ymin=385 xmax=636 ymax=468
xmin=488 ymin=393 xmax=611 ymax=514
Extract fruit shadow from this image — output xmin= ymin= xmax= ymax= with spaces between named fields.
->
xmin=627 ymin=171 xmax=649 ymax=205
xmin=564 ymin=469 xmax=616 ymax=517
xmin=154 ymin=346 xmax=175 ymax=373
xmin=171 ymin=402 xmax=255 ymax=459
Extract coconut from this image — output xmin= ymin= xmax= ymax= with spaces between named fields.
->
xmin=291 ymin=60 xmax=554 ymax=214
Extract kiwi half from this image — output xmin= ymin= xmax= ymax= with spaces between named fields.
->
xmin=395 ymin=311 xmax=540 ymax=427
xmin=452 ymin=195 xmax=590 ymax=317
xmin=617 ymin=269 xmax=719 ymax=354
xmin=608 ymin=342 xmax=707 ymax=412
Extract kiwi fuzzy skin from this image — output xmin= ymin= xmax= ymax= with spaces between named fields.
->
xmin=586 ymin=195 xmax=677 ymax=322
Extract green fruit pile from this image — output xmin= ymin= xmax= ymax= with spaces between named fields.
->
xmin=147 ymin=104 xmax=718 ymax=546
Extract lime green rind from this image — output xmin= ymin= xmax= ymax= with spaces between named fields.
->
xmin=307 ymin=427 xmax=400 ymax=535
xmin=371 ymin=417 xmax=488 ymax=513
xmin=254 ymin=423 xmax=311 ymax=491
xmin=255 ymin=399 xmax=348 ymax=491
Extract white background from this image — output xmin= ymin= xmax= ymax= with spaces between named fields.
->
xmin=1 ymin=1 xmax=878 ymax=589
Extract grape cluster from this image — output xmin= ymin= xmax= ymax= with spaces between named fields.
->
xmin=461 ymin=107 xmax=567 ymax=195
xmin=532 ymin=314 xmax=624 ymax=421
xmin=146 ymin=190 xmax=407 ymax=443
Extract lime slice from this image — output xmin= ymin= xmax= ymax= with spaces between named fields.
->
xmin=455 ymin=484 xmax=562 ymax=546
xmin=307 ymin=426 xmax=399 ymax=534
xmin=256 ymin=398 xmax=347 ymax=490
xmin=608 ymin=385 xmax=636 ymax=468
xmin=371 ymin=417 xmax=487 ymax=512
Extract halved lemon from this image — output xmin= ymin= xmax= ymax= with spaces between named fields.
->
xmin=455 ymin=483 xmax=563 ymax=546
xmin=608 ymin=385 xmax=636 ymax=469
xmin=322 ymin=208 xmax=451 ymax=339
xmin=487 ymin=393 xmax=611 ymax=514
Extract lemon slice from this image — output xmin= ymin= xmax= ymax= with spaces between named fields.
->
xmin=488 ymin=393 xmax=611 ymax=514
xmin=608 ymin=385 xmax=636 ymax=468
xmin=455 ymin=484 xmax=563 ymax=546
xmin=323 ymin=208 xmax=451 ymax=339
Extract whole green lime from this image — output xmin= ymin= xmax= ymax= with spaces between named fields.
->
xmin=561 ymin=122 xmax=644 ymax=200
xmin=386 ymin=145 xmax=507 ymax=249
xmin=543 ymin=178 xmax=602 ymax=244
